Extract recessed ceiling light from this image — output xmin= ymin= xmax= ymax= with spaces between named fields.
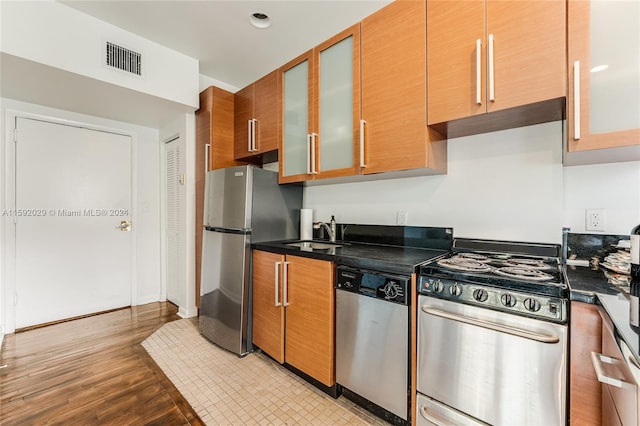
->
xmin=249 ymin=12 xmax=271 ymax=29
xmin=590 ymin=64 xmax=609 ymax=73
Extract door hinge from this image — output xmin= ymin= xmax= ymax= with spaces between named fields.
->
xmin=179 ymin=174 xmax=185 ymax=185
xmin=13 ymin=128 xmax=18 ymax=143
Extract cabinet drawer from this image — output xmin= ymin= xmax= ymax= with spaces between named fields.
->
xmin=597 ymin=307 xmax=639 ymax=426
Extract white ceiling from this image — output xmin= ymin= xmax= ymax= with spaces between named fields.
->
xmin=60 ymin=0 xmax=392 ymax=91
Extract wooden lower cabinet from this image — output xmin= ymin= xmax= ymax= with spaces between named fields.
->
xmin=252 ymin=250 xmax=336 ymax=387
xmin=599 ymin=306 xmax=639 ymax=426
xmin=252 ymin=250 xmax=286 ymax=363
xmin=569 ymin=301 xmax=603 ymax=425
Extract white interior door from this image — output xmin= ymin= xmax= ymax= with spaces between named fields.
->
xmin=165 ymin=137 xmax=182 ymax=305
xmin=14 ymin=117 xmax=132 ymax=328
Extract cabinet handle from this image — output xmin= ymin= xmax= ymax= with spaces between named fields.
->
xmin=247 ymin=120 xmax=252 ymax=152
xmin=205 ymin=143 xmax=211 ymax=173
xmin=306 ymin=134 xmax=312 ymax=174
xmin=573 ymin=61 xmax=581 ymax=140
xmin=488 ymin=34 xmax=495 ymax=102
xmin=476 ymin=39 xmax=482 ymax=105
xmin=311 ymin=133 xmax=318 ymax=174
xmin=590 ymin=351 xmax=636 ymax=390
xmin=359 ymin=119 xmax=366 ymax=168
xmin=274 ymin=261 xmax=281 ymax=307
xmin=283 ymin=261 xmax=289 ymax=306
xmin=251 ymin=119 xmax=258 ymax=152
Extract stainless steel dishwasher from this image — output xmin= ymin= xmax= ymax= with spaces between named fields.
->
xmin=335 ymin=265 xmax=410 ymax=423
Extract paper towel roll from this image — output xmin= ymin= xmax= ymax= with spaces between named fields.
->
xmin=300 ymin=209 xmax=313 ymax=240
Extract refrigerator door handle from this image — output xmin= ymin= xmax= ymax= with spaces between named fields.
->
xmin=274 ymin=261 xmax=282 ymax=307
xmin=283 ymin=261 xmax=290 ymax=306
xmin=203 ymin=226 xmax=251 ymax=235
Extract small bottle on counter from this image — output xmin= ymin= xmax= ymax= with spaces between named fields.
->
xmin=630 ymin=224 xmax=640 ymax=332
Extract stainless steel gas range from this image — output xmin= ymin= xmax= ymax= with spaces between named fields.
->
xmin=416 ymin=239 xmax=568 ymax=426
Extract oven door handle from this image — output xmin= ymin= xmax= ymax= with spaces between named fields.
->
xmin=421 ymin=306 xmax=560 ymax=344
xmin=419 ymin=404 xmax=490 ymax=426
xmin=419 ymin=405 xmax=448 ymax=426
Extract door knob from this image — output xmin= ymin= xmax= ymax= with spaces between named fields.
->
xmin=117 ymin=220 xmax=132 ymax=232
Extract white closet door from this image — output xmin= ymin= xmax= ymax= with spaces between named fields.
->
xmin=14 ymin=117 xmax=132 ymax=328
xmin=165 ymin=137 xmax=182 ymax=305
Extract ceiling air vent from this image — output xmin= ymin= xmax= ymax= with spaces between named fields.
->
xmin=105 ymin=41 xmax=142 ymax=76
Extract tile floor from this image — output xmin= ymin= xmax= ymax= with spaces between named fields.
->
xmin=142 ymin=319 xmax=390 ymax=426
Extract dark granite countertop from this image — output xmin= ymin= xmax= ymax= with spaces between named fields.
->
xmin=565 ymin=264 xmax=639 ymax=365
xmin=253 ymin=239 xmax=448 ymax=276
xmin=566 ymin=265 xmax=627 ymax=303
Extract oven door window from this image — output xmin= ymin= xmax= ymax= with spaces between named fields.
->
xmin=416 ymin=295 xmax=567 ymax=426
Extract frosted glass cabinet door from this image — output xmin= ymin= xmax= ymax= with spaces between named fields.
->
xmin=319 ymin=36 xmax=354 ymax=172
xmin=568 ymin=0 xmax=640 ymax=151
xmin=589 ymin=0 xmax=639 ymax=134
xmin=279 ymin=25 xmax=360 ymax=183
xmin=282 ymin=55 xmax=311 ymax=180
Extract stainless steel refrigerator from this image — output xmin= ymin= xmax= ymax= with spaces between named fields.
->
xmin=199 ymin=165 xmax=302 ymax=356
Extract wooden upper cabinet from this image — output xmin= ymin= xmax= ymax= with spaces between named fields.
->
xmin=197 ymin=86 xmax=240 ymax=171
xmin=361 ymin=0 xmax=446 ymax=175
xmin=427 ymin=0 xmax=485 ymax=125
xmin=427 ymin=0 xmax=566 ymax=130
xmin=279 ymin=25 xmax=361 ymax=183
xmin=234 ymin=70 xmax=280 ymax=160
xmin=567 ymin=0 xmax=640 ymax=152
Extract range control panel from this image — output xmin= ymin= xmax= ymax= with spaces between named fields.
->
xmin=419 ymin=276 xmax=567 ymax=323
xmin=336 ymin=266 xmax=409 ymax=305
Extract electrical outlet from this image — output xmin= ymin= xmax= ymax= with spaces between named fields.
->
xmin=397 ymin=211 xmax=408 ymax=225
xmin=586 ymin=209 xmax=606 ymax=231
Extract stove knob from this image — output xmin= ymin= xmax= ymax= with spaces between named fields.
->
xmin=473 ymin=289 xmax=489 ymax=302
xmin=500 ymin=293 xmax=517 ymax=307
xmin=449 ymin=284 xmax=462 ymax=297
xmin=524 ymin=298 xmax=541 ymax=312
xmin=432 ymin=280 xmax=444 ymax=293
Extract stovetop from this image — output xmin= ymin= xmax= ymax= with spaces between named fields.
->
xmin=420 ymin=251 xmax=566 ymax=297
xmin=419 ymin=239 xmax=566 ymax=296
xmin=418 ymin=239 xmax=568 ymax=323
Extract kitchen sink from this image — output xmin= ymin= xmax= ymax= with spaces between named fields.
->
xmin=285 ymin=241 xmax=343 ymax=250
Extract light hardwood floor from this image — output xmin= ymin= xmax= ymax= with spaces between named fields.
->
xmin=0 ymin=302 xmax=203 ymax=425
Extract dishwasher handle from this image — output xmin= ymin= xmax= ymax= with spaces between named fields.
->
xmin=421 ymin=305 xmax=560 ymax=344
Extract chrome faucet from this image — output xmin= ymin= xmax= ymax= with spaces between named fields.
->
xmin=314 ymin=215 xmax=337 ymax=243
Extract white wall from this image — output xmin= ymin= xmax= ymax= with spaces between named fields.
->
xmin=159 ymin=113 xmax=198 ymax=318
xmin=0 ymin=98 xmax=163 ymax=333
xmin=563 ymin=161 xmax=640 ymax=234
xmin=0 ymin=0 xmax=199 ymax=109
xmin=305 ymin=121 xmax=566 ymax=244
